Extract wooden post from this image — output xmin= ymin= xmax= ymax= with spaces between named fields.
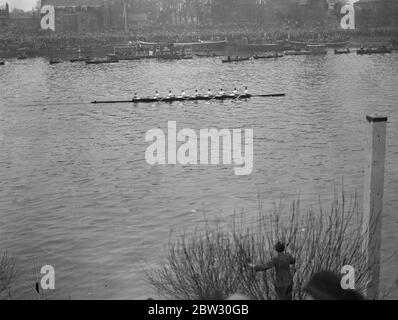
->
xmin=362 ymin=115 xmax=387 ymax=300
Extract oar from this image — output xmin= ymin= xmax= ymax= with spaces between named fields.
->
xmin=206 ymin=95 xmax=218 ymax=103
xmin=254 ymin=93 xmax=285 ymax=97
xmin=232 ymin=93 xmax=244 ymax=102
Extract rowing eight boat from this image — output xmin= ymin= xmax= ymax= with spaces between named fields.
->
xmin=91 ymin=93 xmax=285 ymax=104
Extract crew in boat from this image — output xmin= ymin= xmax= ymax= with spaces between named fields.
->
xmin=244 ymin=86 xmax=249 ymax=96
xmin=154 ymin=90 xmax=160 ymax=99
xmin=133 ymin=93 xmax=140 ymax=100
xmin=232 ymin=88 xmax=238 ymax=97
xmin=194 ymin=89 xmax=199 ymax=97
xmin=168 ymin=90 xmax=174 ymax=98
xmin=207 ymin=89 xmax=212 ymax=97
xmin=219 ymin=88 xmax=224 ymax=96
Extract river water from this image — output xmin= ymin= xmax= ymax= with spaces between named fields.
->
xmin=0 ymin=52 xmax=397 ymax=299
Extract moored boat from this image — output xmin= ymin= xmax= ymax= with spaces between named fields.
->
xmin=222 ymin=56 xmax=251 ymax=63
xmin=253 ymin=52 xmax=283 ymax=59
xmin=158 ymin=54 xmax=193 ymax=60
xmin=306 ymin=44 xmax=327 ymax=55
xmin=289 ymin=40 xmax=349 ymax=48
xmin=326 ymin=41 xmax=350 ymax=48
xmin=284 ymin=50 xmax=311 ymax=56
xmin=334 ymin=48 xmax=350 ymax=54
xmin=70 ymin=56 xmax=90 ymax=62
xmin=86 ymin=54 xmax=119 ymax=64
xmin=356 ymin=47 xmax=392 ymax=55
xmin=49 ymin=58 xmax=62 ymax=65
xmin=195 ymin=51 xmax=218 ymax=57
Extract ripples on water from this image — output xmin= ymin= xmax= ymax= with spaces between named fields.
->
xmin=0 ymin=52 xmax=398 ymax=299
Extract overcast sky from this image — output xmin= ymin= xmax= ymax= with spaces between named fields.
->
xmin=0 ymin=0 xmax=38 ymax=11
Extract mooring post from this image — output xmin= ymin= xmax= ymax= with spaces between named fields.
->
xmin=362 ymin=115 xmax=388 ymax=300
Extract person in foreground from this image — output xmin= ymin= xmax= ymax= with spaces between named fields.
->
xmin=250 ymin=241 xmax=296 ymax=300
xmin=303 ymin=271 xmax=365 ymax=300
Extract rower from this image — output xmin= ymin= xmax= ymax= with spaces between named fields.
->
xmin=244 ymin=86 xmax=248 ymax=96
xmin=154 ymin=90 xmax=160 ymax=99
xmin=168 ymin=90 xmax=174 ymax=98
xmin=219 ymin=88 xmax=224 ymax=96
xmin=232 ymin=87 xmax=238 ymax=96
xmin=207 ymin=89 xmax=212 ymax=97
xmin=133 ymin=93 xmax=139 ymax=100
xmin=181 ymin=90 xmax=186 ymax=98
xmin=194 ymin=89 xmax=199 ymax=97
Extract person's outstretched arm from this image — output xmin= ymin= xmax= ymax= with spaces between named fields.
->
xmin=253 ymin=259 xmax=274 ymax=272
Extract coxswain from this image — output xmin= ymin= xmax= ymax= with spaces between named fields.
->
xmin=133 ymin=93 xmax=139 ymax=100
xmin=219 ymin=88 xmax=224 ymax=96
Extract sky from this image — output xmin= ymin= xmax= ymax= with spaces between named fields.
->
xmin=0 ymin=0 xmax=38 ymax=11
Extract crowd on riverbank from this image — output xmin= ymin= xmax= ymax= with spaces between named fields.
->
xmin=1 ymin=19 xmax=398 ymax=53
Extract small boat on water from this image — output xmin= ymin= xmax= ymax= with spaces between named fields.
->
xmin=86 ymin=54 xmax=119 ymax=64
xmin=326 ymin=41 xmax=350 ymax=48
xmin=195 ymin=52 xmax=218 ymax=58
xmin=284 ymin=50 xmax=311 ymax=56
xmin=289 ymin=40 xmax=349 ymax=48
xmin=253 ymin=52 xmax=283 ymax=59
xmin=0 ymin=60 xmax=5 ymax=66
xmin=120 ymin=56 xmax=142 ymax=61
xmin=356 ymin=47 xmax=392 ymax=55
xmin=17 ymin=47 xmax=28 ymax=60
xmin=306 ymin=44 xmax=327 ymax=55
xmin=49 ymin=58 xmax=62 ymax=65
xmin=334 ymin=48 xmax=351 ymax=54
xmin=70 ymin=56 xmax=90 ymax=63
xmin=158 ymin=54 xmax=193 ymax=60
xmin=17 ymin=54 xmax=27 ymax=60
xmin=222 ymin=56 xmax=251 ymax=63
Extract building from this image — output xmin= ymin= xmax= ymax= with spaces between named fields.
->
xmin=0 ymin=3 xmax=41 ymax=31
xmin=0 ymin=3 xmax=9 ymax=27
xmin=208 ymin=0 xmax=329 ymax=24
xmin=41 ymin=0 xmax=108 ymax=32
xmin=158 ymin=0 xmax=212 ymax=25
xmin=354 ymin=0 xmax=398 ymax=27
